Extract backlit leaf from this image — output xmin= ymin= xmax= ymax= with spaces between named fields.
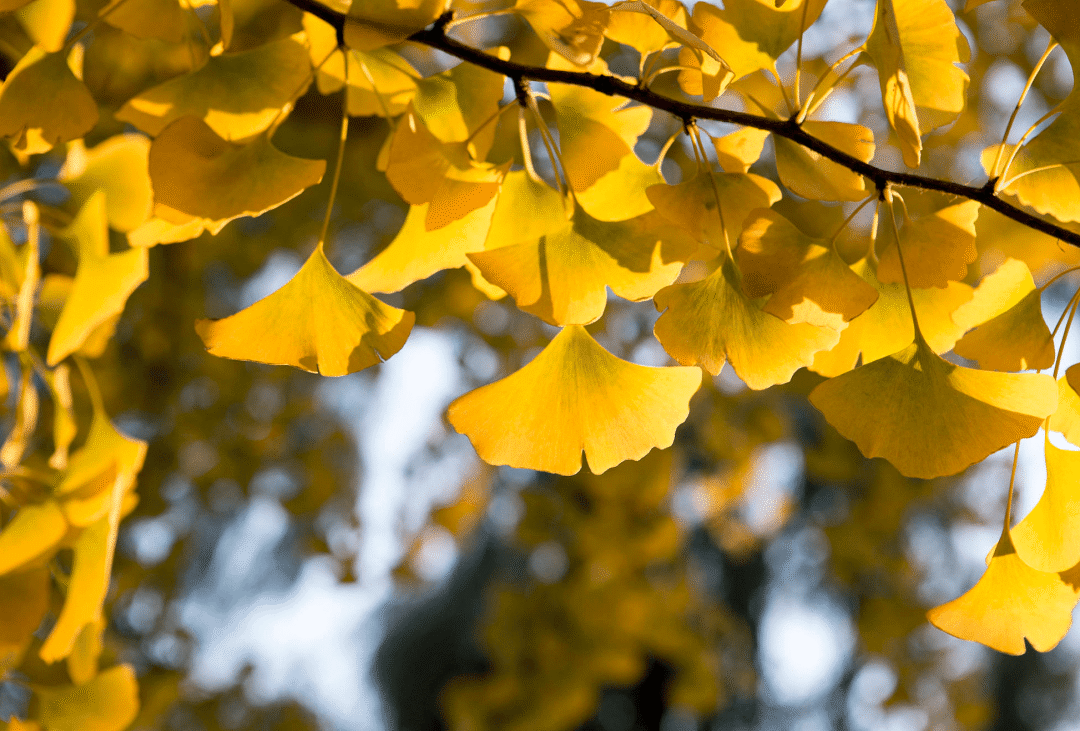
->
xmin=1012 ymin=436 xmax=1080 ymax=572
xmin=773 ymin=121 xmax=874 ymax=201
xmin=711 ymin=128 xmax=770 ymax=173
xmin=876 ymin=200 xmax=979 ymax=288
xmin=103 ymin=0 xmax=189 ymax=43
xmin=0 ymin=47 xmax=97 ymax=154
xmin=515 ymin=0 xmax=610 ymax=66
xmin=36 ymin=665 xmax=139 ymax=731
xmin=447 ymin=325 xmax=701 ymax=475
xmin=0 ymin=501 xmax=66 ymax=576
xmin=60 ymin=135 xmax=154 ymax=233
xmin=1050 ymin=369 xmax=1080 ymax=448
xmin=343 ymin=0 xmax=449 ymax=51
xmin=16 ymin=0 xmax=75 ymax=53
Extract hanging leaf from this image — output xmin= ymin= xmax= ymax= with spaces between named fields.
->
xmin=0 ymin=501 xmax=67 ymax=576
xmin=448 ymin=325 xmax=701 ymax=475
xmin=773 ymin=122 xmax=875 ymax=201
xmin=1011 ymin=436 xmax=1080 ymax=572
xmin=514 ymin=0 xmax=610 ymax=66
xmin=60 ymin=135 xmax=154 ymax=233
xmin=876 ymin=200 xmax=979 ymax=288
xmin=0 ymin=47 xmax=98 ymax=154
xmin=0 ymin=567 xmax=49 ymax=673
xmin=711 ymin=128 xmax=770 ymax=173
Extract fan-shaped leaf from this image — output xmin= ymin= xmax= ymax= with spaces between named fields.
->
xmin=773 ymin=122 xmax=874 ymax=201
xmin=0 ymin=47 xmax=97 ymax=153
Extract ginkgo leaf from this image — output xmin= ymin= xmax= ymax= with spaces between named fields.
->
xmin=414 ymin=57 xmax=506 ymax=150
xmin=515 ymin=0 xmax=610 ymax=66
xmin=646 ymin=171 xmax=781 ymax=253
xmin=36 ymin=665 xmax=139 ymax=731
xmin=810 ymin=259 xmax=972 ymax=377
xmin=737 ymin=209 xmax=878 ymax=328
xmin=876 ymin=200 xmax=979 ymax=288
xmin=55 ymin=407 xmax=148 ymax=515
xmin=809 ymin=338 xmax=1057 ymax=478
xmin=952 ymin=258 xmax=1054 ymax=371
xmin=343 ymin=0 xmax=449 ymax=51
xmin=0 ymin=567 xmax=49 ymax=673
xmin=47 ymin=193 xmax=149 ymax=366
xmin=606 ymin=0 xmax=694 ymax=58
xmin=59 ymin=135 xmax=154 ymax=233
xmin=928 ymin=531 xmax=1080 ymax=654
xmin=66 ymin=619 xmax=104 ymax=685
xmin=104 ymin=0 xmax=189 ymax=43
xmin=773 ymin=122 xmax=874 ymax=201
xmin=46 ymin=364 xmax=76 ymax=470
xmin=863 ymin=0 xmax=970 ymax=168
xmin=115 ymin=34 xmax=311 ymax=140
xmin=1050 ymin=370 xmax=1080 ymax=448
xmin=575 ymin=153 xmax=665 ymax=222
xmin=0 ymin=47 xmax=98 ymax=153
xmin=468 ymin=205 xmax=692 ymax=326
xmin=148 ymin=116 xmax=326 ymax=222
xmin=16 ymin=0 xmax=75 ymax=53
xmin=0 ymin=371 xmax=38 ymax=468
xmin=653 ymin=258 xmax=841 ymax=388
xmin=550 ymin=81 xmax=652 ymax=192
xmin=347 ymin=196 xmax=497 ymax=293
xmin=126 ymin=203 xmax=229 ymax=248
xmin=447 ymin=325 xmax=701 ymax=475
xmin=0 ymin=501 xmax=67 ymax=576
xmin=711 ymin=128 xmax=770 ymax=173
xmin=196 ymin=243 xmax=414 ymax=376
xmin=1011 ymin=436 xmax=1080 ymax=572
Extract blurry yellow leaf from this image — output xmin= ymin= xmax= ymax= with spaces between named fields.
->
xmin=876 ymin=200 xmax=979 ymax=288
xmin=448 ymin=325 xmax=701 ymax=475
xmin=60 ymin=135 xmax=154 ymax=233
xmin=810 ymin=259 xmax=972 ymax=377
xmin=711 ymin=128 xmax=770 ymax=173
xmin=515 ymin=0 xmax=610 ymax=66
xmin=0 ymin=369 xmax=39 ymax=469
xmin=0 ymin=47 xmax=98 ymax=153
xmin=928 ymin=531 xmax=1080 ymax=654
xmin=36 ymin=664 xmax=139 ymax=731
xmin=56 ymin=406 xmax=147 ymax=501
xmin=4 ymin=202 xmax=40 ymax=352
xmin=863 ymin=0 xmax=970 ymax=167
xmin=773 ymin=121 xmax=874 ymax=201
xmin=0 ymin=502 xmax=66 ymax=576
xmin=550 ymin=82 xmax=652 ymax=192
xmin=646 ymin=171 xmax=781 ymax=253
xmin=103 ymin=0 xmax=188 ymax=43
xmin=737 ymin=209 xmax=878 ymax=328
xmin=0 ymin=222 xmax=21 ymax=302
xmin=469 ymin=206 xmax=691 ymax=326
xmin=0 ymin=567 xmax=49 ymax=673
xmin=653 ymin=258 xmax=841 ymax=387
xmin=115 ymin=35 xmax=311 ymax=140
xmin=810 ymin=339 xmax=1057 ymax=478
xmin=963 ymin=0 xmax=994 ymax=8
xmin=47 ymin=364 xmax=76 ymax=470
xmin=347 ymin=196 xmax=497 ymax=293
xmin=343 ymin=0 xmax=449 ymax=51
xmin=1012 ymin=436 xmax=1080 ymax=572
xmin=16 ymin=0 xmax=75 ymax=52
xmin=47 ymin=193 xmax=149 ymax=366
xmin=952 ymin=259 xmax=1054 ymax=371
xmin=66 ymin=619 xmax=105 ymax=685
xmin=196 ymin=243 xmax=415 ymax=376
xmin=148 ymin=116 xmax=326 ymax=222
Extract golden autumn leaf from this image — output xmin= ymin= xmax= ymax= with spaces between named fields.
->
xmin=737 ymin=209 xmax=878 ymax=328
xmin=447 ymin=325 xmax=701 ymax=475
xmin=711 ymin=128 xmax=770 ymax=173
xmin=653 ymin=258 xmax=841 ymax=388
xmin=876 ymin=200 xmax=979 ymax=288
xmin=196 ymin=243 xmax=414 ymax=376
xmin=0 ymin=47 xmax=97 ymax=154
xmin=863 ymin=0 xmax=970 ymax=168
xmin=16 ymin=0 xmax=74 ymax=53
xmin=47 ymin=193 xmax=149 ymax=366
xmin=0 ymin=501 xmax=67 ymax=576
xmin=115 ymin=35 xmax=311 ymax=140
xmin=60 ymin=135 xmax=154 ymax=233
xmin=606 ymin=0 xmax=692 ymax=58
xmin=952 ymin=258 xmax=1054 ymax=371
xmin=0 ymin=567 xmax=49 ymax=673
xmin=515 ymin=0 xmax=610 ymax=66
xmin=66 ymin=619 xmax=104 ymax=685
xmin=148 ymin=116 xmax=326 ymax=222
xmin=343 ymin=0 xmax=449 ymax=51
xmin=575 ymin=152 xmax=665 ymax=222
xmin=1051 ymin=370 xmax=1080 ymax=448
xmin=35 ymin=664 xmax=140 ymax=731
xmin=414 ymin=57 xmax=507 ymax=150
xmin=104 ymin=0 xmax=189 ymax=43
xmin=773 ymin=121 xmax=874 ymax=201
xmin=0 ymin=370 xmax=38 ymax=469
xmin=809 ymin=338 xmax=1057 ymax=478
xmin=928 ymin=531 xmax=1080 ymax=654
xmin=1011 ymin=436 xmax=1080 ymax=572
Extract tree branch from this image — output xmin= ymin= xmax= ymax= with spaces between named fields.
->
xmin=290 ymin=0 xmax=1080 ymax=250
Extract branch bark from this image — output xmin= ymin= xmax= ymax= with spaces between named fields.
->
xmin=288 ymin=0 xmax=1080 ymax=250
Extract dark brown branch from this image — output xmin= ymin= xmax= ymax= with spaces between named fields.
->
xmin=290 ymin=1 xmax=1080 ymax=250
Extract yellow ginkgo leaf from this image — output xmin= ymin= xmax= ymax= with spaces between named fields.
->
xmin=952 ymin=258 xmax=1054 ymax=371
xmin=47 ymin=193 xmax=149 ymax=366
xmin=46 ymin=364 xmax=76 ymax=470
xmin=60 ymin=135 xmax=154 ymax=233
xmin=0 ymin=501 xmax=67 ymax=576
xmin=148 ymin=116 xmax=326 ymax=222
xmin=196 ymin=243 xmax=414 ymax=376
xmin=773 ymin=121 xmax=874 ymax=201
xmin=343 ymin=0 xmax=449 ymax=51
xmin=468 ymin=206 xmax=692 ymax=326
xmin=347 ymin=196 xmax=497 ymax=294
xmin=414 ymin=58 xmax=506 ymax=150
xmin=115 ymin=34 xmax=311 ymax=140
xmin=928 ymin=531 xmax=1080 ymax=654
xmin=809 ymin=338 xmax=1057 ymax=478
xmin=737 ymin=209 xmax=878 ymax=328
xmin=36 ymin=664 xmax=139 ymax=731
xmin=575 ymin=153 xmax=664 ymax=222
xmin=863 ymin=0 xmax=970 ymax=168
xmin=550 ymin=81 xmax=652 ymax=192
xmin=0 ymin=370 xmax=38 ymax=470
xmin=711 ymin=128 xmax=770 ymax=173
xmin=0 ymin=47 xmax=97 ymax=153
xmin=126 ymin=203 xmax=229 ymax=248
xmin=1011 ymin=436 xmax=1080 ymax=572
xmin=514 ymin=0 xmax=610 ymax=66
xmin=16 ymin=0 xmax=75 ymax=53
xmin=1050 ymin=370 xmax=1080 ymax=448
xmin=104 ymin=0 xmax=189 ymax=43
xmin=653 ymin=258 xmax=841 ymax=388
xmin=55 ymin=407 xmax=148 ymax=518
xmin=810 ymin=259 xmax=972 ymax=377
xmin=606 ymin=0 xmax=691 ymax=58
xmin=646 ymin=171 xmax=781 ymax=253
xmin=66 ymin=619 xmax=105 ymax=685
xmin=0 ymin=567 xmax=49 ymax=673
xmin=876 ymin=200 xmax=979 ymax=288
xmin=447 ymin=325 xmax=701 ymax=475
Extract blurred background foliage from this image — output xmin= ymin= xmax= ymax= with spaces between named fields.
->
xmin=3 ymin=0 xmax=1080 ymax=729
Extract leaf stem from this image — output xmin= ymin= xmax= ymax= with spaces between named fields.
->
xmin=319 ymin=78 xmax=351 ymax=248
xmin=989 ymin=40 xmax=1057 ymax=179
xmin=793 ymin=0 xmax=811 ymax=110
xmin=884 ymin=191 xmax=923 ymax=341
